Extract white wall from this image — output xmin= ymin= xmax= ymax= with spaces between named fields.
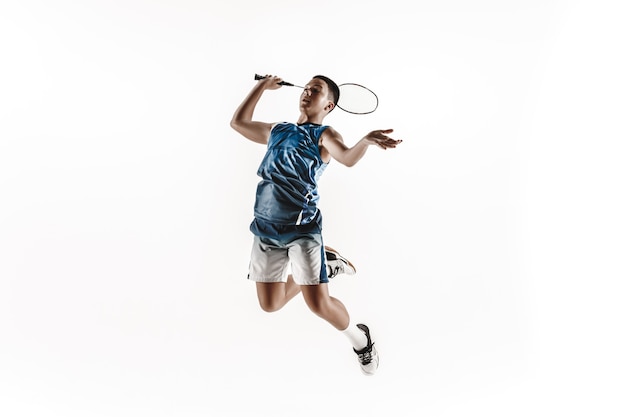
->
xmin=1 ymin=1 xmax=624 ymax=416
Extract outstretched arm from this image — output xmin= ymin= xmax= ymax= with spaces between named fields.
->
xmin=320 ymin=128 xmax=402 ymax=167
xmin=230 ymin=75 xmax=283 ymax=144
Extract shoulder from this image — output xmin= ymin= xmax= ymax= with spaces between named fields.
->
xmin=320 ymin=125 xmax=343 ymax=143
xmin=271 ymin=121 xmax=291 ymax=130
xmin=268 ymin=121 xmax=292 ymax=136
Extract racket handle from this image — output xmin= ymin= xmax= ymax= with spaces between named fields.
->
xmin=253 ymin=73 xmax=294 ymax=87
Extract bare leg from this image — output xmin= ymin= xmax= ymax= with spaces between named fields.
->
xmin=256 ymin=274 xmax=302 ymax=312
xmin=300 ymin=283 xmax=350 ymax=330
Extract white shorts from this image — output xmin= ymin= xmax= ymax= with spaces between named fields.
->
xmin=248 ymin=234 xmax=329 ymax=285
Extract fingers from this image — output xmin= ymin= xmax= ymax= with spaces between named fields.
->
xmin=375 ymin=139 xmax=399 ymax=150
xmin=268 ymin=74 xmax=283 ymax=84
xmin=377 ymin=140 xmax=401 ymax=150
xmin=259 ymin=74 xmax=283 ymax=89
xmin=369 ymin=129 xmax=402 ymax=149
xmin=371 ymin=129 xmax=396 ymax=140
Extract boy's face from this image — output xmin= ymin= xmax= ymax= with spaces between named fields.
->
xmin=300 ymin=78 xmax=335 ymax=114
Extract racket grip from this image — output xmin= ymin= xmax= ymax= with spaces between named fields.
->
xmin=253 ymin=74 xmax=294 ymax=87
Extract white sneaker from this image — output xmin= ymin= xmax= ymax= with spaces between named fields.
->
xmin=353 ymin=324 xmax=379 ymax=376
xmin=325 ymin=246 xmax=356 ymax=279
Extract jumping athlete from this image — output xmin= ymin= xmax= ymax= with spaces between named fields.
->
xmin=230 ymin=74 xmax=402 ymax=375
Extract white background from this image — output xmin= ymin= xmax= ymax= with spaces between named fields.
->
xmin=1 ymin=0 xmax=625 ymax=416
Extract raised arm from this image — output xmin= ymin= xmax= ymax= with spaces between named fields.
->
xmin=320 ymin=127 xmax=402 ymax=167
xmin=230 ymin=75 xmax=283 ymax=144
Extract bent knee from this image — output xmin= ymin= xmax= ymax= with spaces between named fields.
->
xmin=258 ymin=299 xmax=282 ymax=313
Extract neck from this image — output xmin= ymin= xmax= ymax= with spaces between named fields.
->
xmin=297 ymin=113 xmax=325 ymax=125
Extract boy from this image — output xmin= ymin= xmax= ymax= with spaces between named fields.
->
xmin=230 ymin=74 xmax=401 ymax=375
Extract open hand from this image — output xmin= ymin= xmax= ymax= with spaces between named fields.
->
xmin=365 ymin=129 xmax=402 ymax=150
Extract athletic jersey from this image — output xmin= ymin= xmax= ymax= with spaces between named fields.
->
xmin=250 ymin=122 xmax=329 ymax=238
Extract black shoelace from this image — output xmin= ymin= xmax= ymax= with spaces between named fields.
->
xmin=357 ymin=348 xmax=373 ymax=365
xmin=329 ymin=265 xmax=341 ymax=278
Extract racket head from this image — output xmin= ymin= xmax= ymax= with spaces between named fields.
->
xmin=252 ymin=74 xmax=379 ymax=114
xmin=336 ymin=83 xmax=379 ymax=115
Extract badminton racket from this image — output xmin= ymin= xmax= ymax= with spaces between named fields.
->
xmin=254 ymin=74 xmax=378 ymax=115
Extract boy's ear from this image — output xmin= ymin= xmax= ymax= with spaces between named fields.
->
xmin=325 ymin=102 xmax=335 ymax=112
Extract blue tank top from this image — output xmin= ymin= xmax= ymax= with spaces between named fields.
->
xmin=251 ymin=122 xmax=329 ymax=237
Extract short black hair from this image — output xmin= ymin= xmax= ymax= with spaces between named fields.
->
xmin=313 ymin=75 xmax=340 ymax=110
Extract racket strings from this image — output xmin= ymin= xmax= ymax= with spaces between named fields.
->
xmin=337 ymin=83 xmax=378 ymax=115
